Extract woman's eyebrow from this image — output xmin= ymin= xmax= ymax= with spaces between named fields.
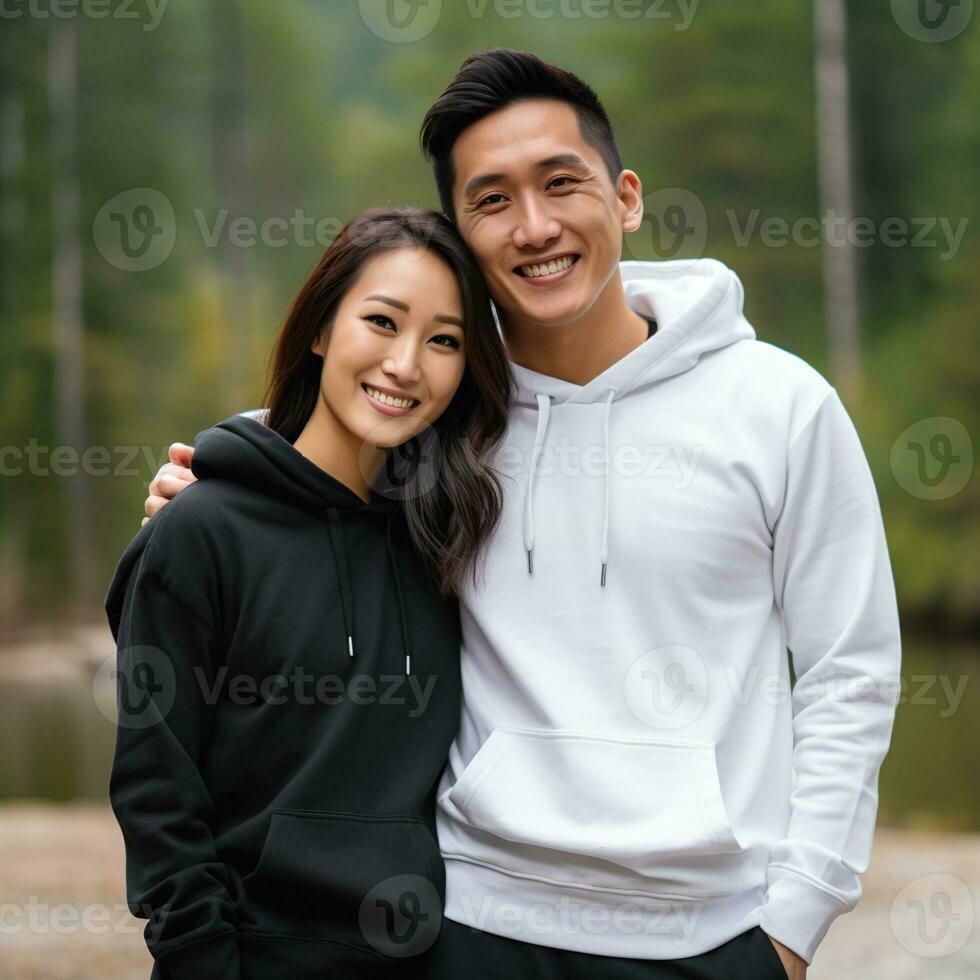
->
xmin=364 ymin=293 xmax=409 ymax=312
xmin=363 ymin=294 xmax=463 ymax=328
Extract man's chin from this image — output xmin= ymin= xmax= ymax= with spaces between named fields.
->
xmin=501 ymin=296 xmax=590 ymax=329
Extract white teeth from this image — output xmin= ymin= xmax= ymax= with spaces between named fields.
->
xmin=366 ymin=386 xmax=415 ymax=409
xmin=520 ymin=254 xmax=575 ymax=278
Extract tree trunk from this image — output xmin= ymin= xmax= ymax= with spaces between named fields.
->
xmin=210 ymin=0 xmax=250 ymax=414
xmin=814 ymin=0 xmax=862 ymax=398
xmin=49 ymin=21 xmax=95 ymax=610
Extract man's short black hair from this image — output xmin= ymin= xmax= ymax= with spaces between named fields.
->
xmin=420 ymin=48 xmax=624 ymax=220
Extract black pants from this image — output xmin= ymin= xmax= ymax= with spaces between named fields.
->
xmin=425 ymin=919 xmax=789 ymax=979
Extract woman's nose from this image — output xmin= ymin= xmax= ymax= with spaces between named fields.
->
xmin=382 ymin=341 xmax=422 ymax=382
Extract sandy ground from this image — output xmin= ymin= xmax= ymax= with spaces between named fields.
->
xmin=0 ymin=803 xmax=977 ymax=979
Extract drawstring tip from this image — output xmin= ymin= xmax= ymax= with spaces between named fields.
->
xmin=347 ymin=635 xmax=354 ymax=657
xmin=526 ymin=549 xmax=533 ymax=575
xmin=600 ymin=563 xmax=607 ymax=588
xmin=405 ymin=653 xmax=411 ymax=675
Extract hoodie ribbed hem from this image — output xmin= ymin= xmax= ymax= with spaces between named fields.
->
xmin=443 ymin=857 xmax=765 ymax=960
xmin=156 ymin=930 xmax=240 ymax=979
xmin=758 ymin=869 xmax=852 ymax=965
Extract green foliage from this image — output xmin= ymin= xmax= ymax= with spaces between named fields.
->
xmin=0 ymin=0 xmax=976 ymax=633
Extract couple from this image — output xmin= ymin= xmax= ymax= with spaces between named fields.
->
xmin=106 ymin=48 xmax=901 ymax=980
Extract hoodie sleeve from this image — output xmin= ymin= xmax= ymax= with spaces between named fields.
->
xmin=759 ymin=387 xmax=902 ymax=965
xmin=106 ymin=502 xmax=241 ymax=980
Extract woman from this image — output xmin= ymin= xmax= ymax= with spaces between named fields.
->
xmin=105 ymin=207 xmax=513 ymax=979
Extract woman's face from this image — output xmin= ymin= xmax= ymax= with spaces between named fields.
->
xmin=313 ymin=246 xmax=467 ymax=451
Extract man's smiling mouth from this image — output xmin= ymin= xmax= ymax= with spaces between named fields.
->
xmin=515 ymin=253 xmax=579 ymax=279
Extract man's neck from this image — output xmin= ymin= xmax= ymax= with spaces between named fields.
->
xmin=500 ymin=271 xmax=650 ymax=386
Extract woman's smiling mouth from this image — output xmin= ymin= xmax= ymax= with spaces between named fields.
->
xmin=361 ymin=383 xmax=420 ymax=416
xmin=515 ymin=253 xmax=579 ymax=285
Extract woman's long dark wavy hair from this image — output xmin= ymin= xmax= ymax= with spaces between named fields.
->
xmin=262 ymin=207 xmax=513 ymax=598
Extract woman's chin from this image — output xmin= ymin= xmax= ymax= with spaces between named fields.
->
xmin=354 ymin=415 xmax=427 ymax=453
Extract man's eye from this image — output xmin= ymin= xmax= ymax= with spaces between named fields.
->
xmin=478 ymin=193 xmax=506 ymax=208
xmin=547 ymin=176 xmax=575 ymax=190
xmin=365 ymin=314 xmax=395 ymax=329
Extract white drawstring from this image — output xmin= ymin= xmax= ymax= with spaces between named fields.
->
xmin=600 ymin=388 xmax=616 ymax=587
xmin=522 ymin=390 xmax=617 ymax=586
xmin=523 ymin=394 xmax=552 ymax=575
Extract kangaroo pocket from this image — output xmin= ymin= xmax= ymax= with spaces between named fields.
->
xmin=239 ymin=809 xmax=445 ymax=959
xmin=441 ymin=729 xmax=749 ymax=899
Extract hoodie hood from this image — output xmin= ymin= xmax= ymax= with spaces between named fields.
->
xmin=192 ymin=412 xmax=403 ymax=518
xmin=107 ymin=414 xmax=418 ymax=676
xmin=510 ymin=257 xmax=756 ymax=586
xmin=192 ymin=414 xmax=413 ymax=669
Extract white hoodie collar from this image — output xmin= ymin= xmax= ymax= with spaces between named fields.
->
xmin=510 ymin=257 xmax=756 ymax=587
xmin=508 ymin=257 xmax=756 ymax=406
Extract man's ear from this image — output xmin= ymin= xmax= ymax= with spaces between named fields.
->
xmin=616 ymin=169 xmax=644 ymax=233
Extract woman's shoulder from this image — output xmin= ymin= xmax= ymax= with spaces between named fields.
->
xmin=106 ymin=481 xmax=234 ymax=637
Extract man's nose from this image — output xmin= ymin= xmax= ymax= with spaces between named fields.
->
xmin=513 ymin=198 xmax=561 ymax=250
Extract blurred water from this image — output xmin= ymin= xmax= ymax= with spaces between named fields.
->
xmin=0 ymin=627 xmax=977 ymax=832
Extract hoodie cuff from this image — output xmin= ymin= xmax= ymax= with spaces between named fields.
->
xmin=758 ymin=870 xmax=852 ymax=965
xmin=156 ymin=931 xmax=240 ymax=980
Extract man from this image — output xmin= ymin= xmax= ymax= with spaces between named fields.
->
xmin=144 ymin=49 xmax=901 ymax=979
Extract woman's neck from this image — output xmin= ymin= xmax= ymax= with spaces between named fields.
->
xmin=292 ymin=394 xmax=385 ymax=504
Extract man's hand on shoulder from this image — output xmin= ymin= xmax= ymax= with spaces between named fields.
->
xmin=143 ymin=442 xmax=197 ymax=526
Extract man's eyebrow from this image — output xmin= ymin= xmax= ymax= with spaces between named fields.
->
xmin=462 ymin=152 xmax=590 ymax=200
xmin=363 ymin=294 xmax=464 ymax=328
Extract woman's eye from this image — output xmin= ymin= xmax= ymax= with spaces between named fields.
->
xmin=365 ymin=314 xmax=395 ymax=330
xmin=431 ymin=335 xmax=461 ymax=350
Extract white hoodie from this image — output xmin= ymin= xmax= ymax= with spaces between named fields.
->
xmin=436 ymin=257 xmax=901 ymax=965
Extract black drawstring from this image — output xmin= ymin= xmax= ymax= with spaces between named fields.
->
xmin=326 ymin=507 xmax=355 ymax=658
xmin=325 ymin=506 xmax=412 ymax=675
xmin=386 ymin=514 xmax=413 ymax=676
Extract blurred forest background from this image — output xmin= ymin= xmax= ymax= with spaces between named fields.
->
xmin=0 ymin=1 xmax=977 ymax=829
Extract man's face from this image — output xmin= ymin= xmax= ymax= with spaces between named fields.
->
xmin=450 ymin=98 xmax=643 ymax=329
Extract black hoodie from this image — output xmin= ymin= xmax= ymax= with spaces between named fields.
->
xmin=105 ymin=414 xmax=461 ymax=979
